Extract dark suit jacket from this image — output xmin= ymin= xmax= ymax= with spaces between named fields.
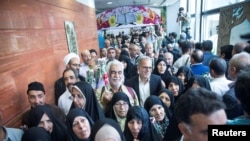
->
xmin=125 ymin=74 xmax=163 ymax=106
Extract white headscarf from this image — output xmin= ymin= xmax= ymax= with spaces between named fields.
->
xmin=94 ymin=124 xmax=122 ymax=141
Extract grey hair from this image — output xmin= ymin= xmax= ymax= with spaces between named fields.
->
xmin=137 ymin=56 xmax=152 ymax=66
xmin=106 ymin=60 xmax=124 ymax=75
xmin=230 ymin=52 xmax=250 ymax=73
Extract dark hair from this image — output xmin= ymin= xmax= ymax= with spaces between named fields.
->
xmin=195 ymin=42 xmax=202 ymax=50
xmin=209 ymin=58 xmax=227 ymax=75
xmin=179 ymin=7 xmax=184 ymax=11
xmin=171 ymin=32 xmax=177 ymax=38
xmin=62 ymin=68 xmax=79 ymax=80
xmin=235 ymin=67 xmax=250 ymax=115
xmin=220 ymin=44 xmax=233 ymax=60
xmin=180 ymin=41 xmax=192 ymax=53
xmin=89 ymin=49 xmax=97 ymax=55
xmin=191 ymin=49 xmax=204 ymax=63
xmin=243 ymin=45 xmax=250 ymax=54
xmin=202 ymin=40 xmax=213 ymax=51
xmin=175 ymin=87 xmax=225 ymax=124
xmin=27 ymin=81 xmax=45 ymax=94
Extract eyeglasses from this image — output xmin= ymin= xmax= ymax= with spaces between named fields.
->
xmin=114 ymin=102 xmax=128 ymax=107
xmin=141 ymin=66 xmax=152 ymax=70
xmin=70 ymin=63 xmax=81 ymax=67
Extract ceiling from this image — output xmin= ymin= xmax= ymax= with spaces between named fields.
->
xmin=94 ymin=0 xmax=173 ymax=14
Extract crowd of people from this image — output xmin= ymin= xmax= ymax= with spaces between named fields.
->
xmin=1 ymin=28 xmax=250 ymax=141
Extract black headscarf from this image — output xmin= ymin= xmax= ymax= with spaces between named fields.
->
xmin=105 ymin=92 xmax=131 ymax=121
xmin=176 ymin=66 xmax=194 ymax=87
xmin=157 ymin=88 xmax=175 ymax=114
xmin=119 ymin=55 xmax=135 ymax=80
xmin=185 ymin=75 xmax=211 ymax=92
xmin=164 ymin=75 xmax=185 ymax=102
xmin=152 ymin=58 xmax=171 ymax=82
xmin=144 ymin=95 xmax=172 ymax=118
xmin=70 ymin=81 xmax=104 ymax=121
xmin=66 ymin=108 xmax=94 ymax=141
xmin=21 ymin=127 xmax=51 ymax=141
xmin=90 ymin=118 xmax=126 ymax=141
xmin=124 ymin=106 xmax=162 ymax=141
xmin=27 ymin=105 xmax=68 ymax=141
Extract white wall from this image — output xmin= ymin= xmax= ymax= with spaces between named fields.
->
xmin=75 ymin=0 xmax=95 ymax=8
xmin=166 ymin=1 xmax=181 ymax=36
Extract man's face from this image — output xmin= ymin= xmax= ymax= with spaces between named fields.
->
xmin=90 ymin=52 xmax=97 ymax=60
xmin=104 ymin=40 xmax=111 ymax=48
xmin=63 ymin=70 xmax=77 ymax=90
xmin=145 ymin=45 xmax=153 ymax=54
xmin=28 ymin=90 xmax=45 ymax=107
xmin=101 ymin=48 xmax=107 ymax=57
xmin=81 ymin=52 xmax=91 ymax=65
xmin=108 ymin=64 xmax=124 ymax=87
xmin=164 ymin=53 xmax=174 ymax=66
xmin=129 ymin=47 xmax=137 ymax=58
xmin=117 ymin=37 xmax=122 ymax=44
xmin=107 ymin=49 xmax=116 ymax=60
xmin=138 ymin=59 xmax=152 ymax=80
xmin=69 ymin=58 xmax=81 ymax=71
xmin=180 ymin=109 xmax=227 ymax=141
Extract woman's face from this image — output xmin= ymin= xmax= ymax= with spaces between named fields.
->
xmin=192 ymin=81 xmax=200 ymax=88
xmin=71 ymin=88 xmax=86 ymax=109
xmin=149 ymin=104 xmax=166 ymax=121
xmin=177 ymin=73 xmax=185 ymax=85
xmin=113 ymin=100 xmax=129 ymax=118
xmin=168 ymin=82 xmax=180 ymax=96
xmin=72 ymin=116 xmax=91 ymax=139
xmin=157 ymin=61 xmax=167 ymax=74
xmin=159 ymin=92 xmax=171 ymax=108
xmin=128 ymin=119 xmax=142 ymax=139
xmin=38 ymin=113 xmax=53 ymax=133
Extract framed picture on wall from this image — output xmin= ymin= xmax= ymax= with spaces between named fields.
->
xmin=64 ymin=21 xmax=79 ymax=54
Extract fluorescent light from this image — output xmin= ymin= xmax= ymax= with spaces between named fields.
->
xmin=107 ymin=2 xmax=112 ymax=5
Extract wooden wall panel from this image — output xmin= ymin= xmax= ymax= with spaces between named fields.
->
xmin=0 ymin=0 xmax=99 ymax=127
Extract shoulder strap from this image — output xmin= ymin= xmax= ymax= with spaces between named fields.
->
xmin=100 ymin=86 xmax=105 ymax=98
xmin=185 ymin=56 xmax=190 ymax=67
xmin=126 ymin=86 xmax=135 ymax=99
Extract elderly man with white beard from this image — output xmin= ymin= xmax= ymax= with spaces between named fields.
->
xmin=95 ymin=60 xmax=139 ymax=111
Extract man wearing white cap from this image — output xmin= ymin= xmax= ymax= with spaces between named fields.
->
xmin=54 ymin=52 xmax=85 ymax=105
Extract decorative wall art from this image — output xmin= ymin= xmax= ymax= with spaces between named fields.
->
xmin=217 ymin=1 xmax=250 ymax=54
xmin=64 ymin=21 xmax=79 ymax=54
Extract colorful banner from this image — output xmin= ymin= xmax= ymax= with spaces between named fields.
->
xmin=96 ymin=6 xmax=161 ymax=30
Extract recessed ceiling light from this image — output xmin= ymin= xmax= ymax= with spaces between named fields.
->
xmin=107 ymin=2 xmax=112 ymax=5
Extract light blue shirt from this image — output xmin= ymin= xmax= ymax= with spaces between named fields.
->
xmin=3 ymin=126 xmax=24 ymax=141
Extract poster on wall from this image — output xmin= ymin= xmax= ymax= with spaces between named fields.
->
xmin=64 ymin=21 xmax=79 ymax=54
xmin=96 ymin=6 xmax=161 ymax=30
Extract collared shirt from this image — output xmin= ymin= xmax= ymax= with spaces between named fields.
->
xmin=58 ymin=89 xmax=73 ymax=115
xmin=210 ymin=77 xmax=232 ymax=97
xmin=95 ymin=84 xmax=139 ymax=110
xmin=173 ymin=54 xmax=190 ymax=73
xmin=2 ymin=126 xmax=24 ymax=141
xmin=138 ymin=76 xmax=150 ymax=106
xmin=79 ymin=63 xmax=89 ymax=78
xmin=179 ymin=135 xmax=184 ymax=141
